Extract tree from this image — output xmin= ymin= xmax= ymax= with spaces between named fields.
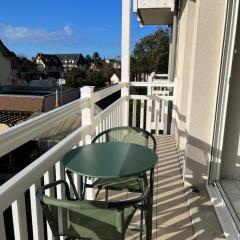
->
xmin=65 ymin=68 xmax=87 ymax=87
xmin=85 ymin=54 xmax=92 ymax=65
xmin=131 ymin=28 xmax=170 ymax=74
xmin=92 ymin=52 xmax=103 ymax=66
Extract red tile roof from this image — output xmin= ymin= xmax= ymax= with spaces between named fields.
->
xmin=0 ymin=95 xmax=44 ymax=112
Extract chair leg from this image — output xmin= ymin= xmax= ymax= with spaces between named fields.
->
xmin=95 ymin=188 xmax=101 ymax=199
xmin=105 ymin=189 xmax=109 ymax=201
xmin=66 ymin=170 xmax=80 ymax=200
xmin=140 ymin=209 xmax=144 ymax=240
xmin=145 ymin=194 xmax=152 ymax=240
xmin=81 ymin=176 xmax=87 ymax=199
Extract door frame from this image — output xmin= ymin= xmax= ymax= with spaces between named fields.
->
xmin=208 ymin=0 xmax=239 ymax=184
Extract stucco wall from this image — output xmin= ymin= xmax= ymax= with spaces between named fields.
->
xmin=0 ymin=51 xmax=11 ymax=86
xmin=175 ymin=0 xmax=196 ymax=154
xmin=175 ymin=0 xmax=227 ymax=187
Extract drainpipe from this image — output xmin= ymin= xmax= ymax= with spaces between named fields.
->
xmin=169 ymin=0 xmax=180 ymax=82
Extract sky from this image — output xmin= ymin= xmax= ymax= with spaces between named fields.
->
xmin=0 ymin=0 xmax=161 ymax=59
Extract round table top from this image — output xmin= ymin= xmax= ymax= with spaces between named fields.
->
xmin=63 ymin=142 xmax=158 ymax=178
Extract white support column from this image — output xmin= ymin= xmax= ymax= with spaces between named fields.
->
xmin=81 ymin=86 xmax=95 ymax=144
xmin=80 ymin=86 xmax=95 ymax=200
xmin=146 ymin=73 xmax=154 ymax=132
xmin=30 ymin=181 xmax=44 ymax=240
xmin=12 ymin=196 xmax=28 ymax=240
xmin=0 ymin=212 xmax=6 ymax=240
xmin=121 ymin=0 xmax=131 ymax=126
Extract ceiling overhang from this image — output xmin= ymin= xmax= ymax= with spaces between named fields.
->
xmin=133 ymin=0 xmax=175 ymax=25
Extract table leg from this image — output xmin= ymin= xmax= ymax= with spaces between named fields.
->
xmin=66 ymin=170 xmax=80 ymax=200
xmin=147 ymin=168 xmax=154 ymax=240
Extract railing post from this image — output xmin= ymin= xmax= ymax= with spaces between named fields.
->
xmin=80 ymin=86 xmax=95 ymax=200
xmin=146 ymin=73 xmax=154 ymax=132
xmin=121 ymin=0 xmax=131 ymax=126
xmin=81 ymin=86 xmax=95 ymax=144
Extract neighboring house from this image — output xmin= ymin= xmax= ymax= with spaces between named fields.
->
xmin=88 ymin=63 xmax=100 ymax=72
xmin=113 ymin=62 xmax=121 ymax=70
xmin=0 ymin=40 xmax=16 ymax=86
xmin=33 ymin=53 xmax=62 ymax=73
xmin=56 ymin=54 xmax=88 ymax=71
xmin=105 ymin=59 xmax=121 ymax=69
xmin=110 ymin=73 xmax=120 ymax=84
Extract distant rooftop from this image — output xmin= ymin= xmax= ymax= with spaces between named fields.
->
xmin=0 ymin=111 xmax=32 ymax=127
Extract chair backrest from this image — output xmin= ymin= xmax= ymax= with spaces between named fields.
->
xmin=92 ymin=126 xmax=156 ymax=151
xmin=36 ymin=180 xmax=149 ymax=239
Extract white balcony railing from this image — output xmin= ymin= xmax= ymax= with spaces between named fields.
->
xmin=0 ymin=80 xmax=175 ymax=240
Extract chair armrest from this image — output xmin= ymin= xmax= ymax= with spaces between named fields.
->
xmin=36 ymin=180 xmax=71 ymax=201
xmin=37 ymin=185 xmax=150 ymax=211
xmin=107 ymin=186 xmax=150 ymax=208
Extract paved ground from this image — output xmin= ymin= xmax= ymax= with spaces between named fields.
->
xmin=98 ymin=135 xmax=225 ymax=239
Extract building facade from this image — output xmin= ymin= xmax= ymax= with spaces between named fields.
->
xmin=135 ymin=0 xmax=240 ymax=237
xmin=56 ymin=53 xmax=88 ymax=70
xmin=0 ymin=40 xmax=15 ymax=86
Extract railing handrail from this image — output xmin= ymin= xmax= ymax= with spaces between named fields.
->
xmin=0 ymin=124 xmax=91 ymax=212
xmin=130 ymin=81 xmax=175 ymax=87
xmin=129 ymin=94 xmax=174 ymax=101
xmin=0 ymin=94 xmax=127 ymax=211
xmin=0 ymin=98 xmax=88 ymax=158
xmin=93 ymin=83 xmax=127 ymax=103
xmin=0 ymin=83 xmax=126 ymax=158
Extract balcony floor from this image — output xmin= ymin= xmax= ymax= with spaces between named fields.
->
xmin=98 ymin=135 xmax=225 ymax=239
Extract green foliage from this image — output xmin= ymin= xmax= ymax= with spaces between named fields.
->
xmin=65 ymin=67 xmax=110 ymax=88
xmin=131 ymin=28 xmax=170 ymax=74
xmin=65 ymin=68 xmax=87 ymax=87
xmin=92 ymin=52 xmax=103 ymax=67
xmin=86 ymin=71 xmax=108 ymax=87
xmin=85 ymin=54 xmax=92 ymax=65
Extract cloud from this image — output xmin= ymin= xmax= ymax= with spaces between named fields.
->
xmin=0 ymin=24 xmax=75 ymax=45
xmin=64 ymin=25 xmax=73 ymax=36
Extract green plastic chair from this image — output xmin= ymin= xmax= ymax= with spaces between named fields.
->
xmin=37 ymin=180 xmax=151 ymax=240
xmin=84 ymin=127 xmax=156 ymax=200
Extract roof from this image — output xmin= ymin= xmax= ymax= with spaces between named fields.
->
xmin=56 ymin=53 xmax=87 ymax=66
xmin=35 ymin=53 xmax=62 ymax=67
xmin=0 ymin=95 xmax=44 ymax=112
xmin=0 ymin=111 xmax=32 ymax=127
xmin=0 ymin=40 xmax=15 ymax=58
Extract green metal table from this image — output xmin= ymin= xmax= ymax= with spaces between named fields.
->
xmin=63 ymin=142 xmax=158 ymax=178
xmin=63 ymin=142 xmax=158 ymax=240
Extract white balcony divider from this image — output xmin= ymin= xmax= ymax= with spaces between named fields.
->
xmin=130 ymin=81 xmax=175 ymax=135
xmin=0 ymin=81 xmax=175 ymax=239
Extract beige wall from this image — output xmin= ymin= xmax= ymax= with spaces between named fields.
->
xmin=175 ymin=0 xmax=196 ymax=154
xmin=175 ymin=0 xmax=227 ymax=187
xmin=0 ymin=51 xmax=11 ymax=86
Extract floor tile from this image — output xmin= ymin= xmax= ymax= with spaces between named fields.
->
xmin=98 ymin=135 xmax=225 ymax=239
xmin=156 ymin=226 xmax=195 ymax=240
xmin=155 ymin=204 xmax=192 ymax=228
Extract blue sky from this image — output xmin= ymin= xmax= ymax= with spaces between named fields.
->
xmin=0 ymin=0 xmax=162 ymax=59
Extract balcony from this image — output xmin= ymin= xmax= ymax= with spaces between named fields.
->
xmin=133 ymin=0 xmax=175 ymax=25
xmin=0 ymin=75 xmax=224 ymax=239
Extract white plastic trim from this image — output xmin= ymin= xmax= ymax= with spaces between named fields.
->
xmin=207 ymin=184 xmax=240 ymax=239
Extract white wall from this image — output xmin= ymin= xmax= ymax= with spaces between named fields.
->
xmin=175 ymin=0 xmax=196 ymax=153
xmin=175 ymin=0 xmax=227 ymax=187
